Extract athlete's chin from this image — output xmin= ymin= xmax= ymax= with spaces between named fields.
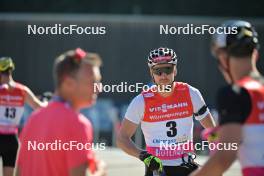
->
xmin=89 ymin=99 xmax=97 ymax=106
xmin=78 ymin=99 xmax=96 ymax=109
xmin=79 ymin=101 xmax=94 ymax=109
xmin=86 ymin=96 xmax=98 ymax=107
xmin=157 ymin=81 xmax=170 ymax=86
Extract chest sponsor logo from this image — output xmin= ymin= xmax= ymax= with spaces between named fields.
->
xmin=149 ymin=102 xmax=188 ymax=113
xmin=144 ymin=93 xmax=154 ymax=98
xmin=152 ymin=134 xmax=190 ymax=144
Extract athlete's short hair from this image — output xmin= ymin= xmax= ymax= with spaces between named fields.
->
xmin=53 ymin=48 xmax=102 ymax=87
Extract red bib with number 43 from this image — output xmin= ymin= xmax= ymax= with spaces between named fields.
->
xmin=0 ymin=82 xmax=26 ymax=134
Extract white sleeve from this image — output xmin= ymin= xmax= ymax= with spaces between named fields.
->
xmin=124 ymin=94 xmax=145 ymax=125
xmin=189 ymin=85 xmax=209 ymax=121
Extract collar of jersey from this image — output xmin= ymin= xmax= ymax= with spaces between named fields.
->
xmin=51 ymin=95 xmax=71 ymax=108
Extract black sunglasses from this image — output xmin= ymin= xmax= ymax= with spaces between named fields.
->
xmin=152 ymin=66 xmax=174 ymax=76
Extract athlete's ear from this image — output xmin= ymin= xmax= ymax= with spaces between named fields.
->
xmin=149 ymin=68 xmax=153 ymax=75
xmin=174 ymin=65 xmax=177 ymax=77
xmin=149 ymin=68 xmax=156 ymax=84
xmin=216 ymin=49 xmax=229 ymax=70
xmin=252 ymin=49 xmax=259 ymax=62
xmin=62 ymin=75 xmax=76 ymax=91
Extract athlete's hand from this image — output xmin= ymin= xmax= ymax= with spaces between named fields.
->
xmin=139 ymin=151 xmax=163 ymax=172
xmin=91 ymin=159 xmax=107 ymax=176
xmin=201 ymin=127 xmax=220 ymax=142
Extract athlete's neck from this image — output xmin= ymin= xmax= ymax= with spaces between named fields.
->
xmin=156 ymin=83 xmax=174 ymax=98
xmin=230 ymin=56 xmax=260 ymax=82
xmin=1 ymin=75 xmax=14 ymax=85
xmin=54 ymin=90 xmax=81 ymax=112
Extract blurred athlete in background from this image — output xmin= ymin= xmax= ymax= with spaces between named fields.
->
xmin=0 ymin=57 xmax=45 ymax=176
xmin=191 ymin=20 xmax=264 ymax=176
xmin=15 ymin=48 xmax=106 ymax=176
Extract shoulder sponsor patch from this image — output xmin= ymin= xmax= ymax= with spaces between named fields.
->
xmin=143 ymin=93 xmax=154 ymax=98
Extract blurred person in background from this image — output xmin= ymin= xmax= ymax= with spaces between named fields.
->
xmin=15 ymin=48 xmax=107 ymax=176
xmin=191 ymin=20 xmax=264 ymax=176
xmin=117 ymin=47 xmax=216 ymax=176
xmin=0 ymin=57 xmax=45 ymax=176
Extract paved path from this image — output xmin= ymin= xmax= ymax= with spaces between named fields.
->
xmin=0 ymin=148 xmax=242 ymax=176
xmin=95 ymin=148 xmax=242 ymax=176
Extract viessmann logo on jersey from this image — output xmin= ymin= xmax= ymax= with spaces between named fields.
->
xmin=149 ymin=102 xmax=188 ymax=113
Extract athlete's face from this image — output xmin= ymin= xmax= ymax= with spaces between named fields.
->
xmin=151 ymin=64 xmax=176 ymax=85
xmin=75 ymin=64 xmax=102 ymax=108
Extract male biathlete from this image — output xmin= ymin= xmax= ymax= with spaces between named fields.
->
xmin=0 ymin=57 xmax=46 ymax=176
xmin=191 ymin=20 xmax=264 ymax=176
xmin=117 ymin=47 xmax=216 ymax=176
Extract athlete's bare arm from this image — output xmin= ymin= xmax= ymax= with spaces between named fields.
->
xmin=24 ymin=86 xmax=47 ymax=109
xmin=190 ymin=123 xmax=242 ymax=176
xmin=116 ymin=118 xmax=143 ymax=158
xmin=199 ymin=113 xmax=216 ymax=129
xmin=91 ymin=160 xmax=107 ymax=176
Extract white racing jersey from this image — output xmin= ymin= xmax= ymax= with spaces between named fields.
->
xmin=125 ymin=82 xmax=209 ymax=166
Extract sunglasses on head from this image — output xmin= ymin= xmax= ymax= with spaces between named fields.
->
xmin=152 ymin=66 xmax=174 ymax=76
